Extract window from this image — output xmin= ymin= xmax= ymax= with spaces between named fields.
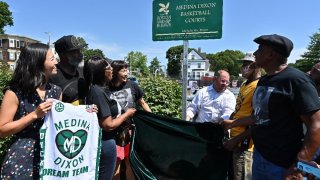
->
xmin=191 ymin=55 xmax=195 ymax=60
xmin=0 ymin=51 xmax=3 ymax=60
xmin=197 ymin=63 xmax=201 ymax=68
xmin=16 ymin=52 xmax=21 ymax=60
xmin=16 ymin=40 xmax=20 ymax=48
xmin=9 ymin=39 xmax=15 ymax=48
xmin=188 ymin=63 xmax=190 ymax=68
xmin=196 ymin=72 xmax=200 ymax=78
xmin=0 ymin=39 xmax=2 ymax=47
xmin=188 ymin=72 xmax=191 ymax=78
xmin=9 ymin=52 xmax=15 ymax=60
xmin=20 ymin=41 xmax=25 ymax=47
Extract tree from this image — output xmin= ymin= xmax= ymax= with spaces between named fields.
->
xmin=149 ymin=57 xmax=161 ymax=75
xmin=83 ymin=49 xmax=106 ymax=61
xmin=207 ymin=50 xmax=244 ymax=77
xmin=76 ymin=37 xmax=107 ymax=61
xmin=0 ymin=62 xmax=12 ymax=99
xmin=126 ymin=51 xmax=149 ymax=76
xmin=0 ymin=1 xmax=14 ymax=34
xmin=290 ymin=59 xmax=313 ymax=72
xmin=291 ymin=29 xmax=320 ymax=72
xmin=166 ymin=45 xmax=183 ymax=79
xmin=301 ymin=29 xmax=320 ymax=61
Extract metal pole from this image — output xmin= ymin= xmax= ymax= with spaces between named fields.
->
xmin=182 ymin=40 xmax=189 ymax=120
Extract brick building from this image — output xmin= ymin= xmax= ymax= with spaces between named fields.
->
xmin=0 ymin=34 xmax=40 ymax=70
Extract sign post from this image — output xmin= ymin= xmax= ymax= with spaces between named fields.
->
xmin=153 ymin=0 xmax=223 ymax=120
xmin=182 ymin=40 xmax=189 ymax=120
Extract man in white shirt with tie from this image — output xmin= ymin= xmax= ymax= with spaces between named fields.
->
xmin=186 ymin=70 xmax=236 ymax=123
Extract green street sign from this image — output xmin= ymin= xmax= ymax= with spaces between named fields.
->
xmin=152 ymin=0 xmax=223 ymax=41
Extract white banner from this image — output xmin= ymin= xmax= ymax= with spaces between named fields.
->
xmin=39 ymin=100 xmax=101 ymax=180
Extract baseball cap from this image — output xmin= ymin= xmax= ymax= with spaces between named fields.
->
xmin=54 ymin=35 xmax=87 ymax=53
xmin=254 ymin=34 xmax=293 ymax=58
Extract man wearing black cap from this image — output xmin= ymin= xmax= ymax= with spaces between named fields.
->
xmin=50 ymin=35 xmax=87 ymax=105
xmin=225 ymin=34 xmax=320 ymax=179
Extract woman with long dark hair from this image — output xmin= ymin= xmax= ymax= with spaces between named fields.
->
xmin=84 ymin=56 xmax=136 ymax=180
xmin=0 ymin=43 xmax=62 ymax=179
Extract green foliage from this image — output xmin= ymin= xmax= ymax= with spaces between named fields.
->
xmin=207 ymin=50 xmax=244 ymax=76
xmin=139 ymin=76 xmax=182 ymax=119
xmin=0 ymin=62 xmax=12 ymax=166
xmin=291 ymin=29 xmax=320 ymax=72
xmin=290 ymin=59 xmax=317 ymax=72
xmin=0 ymin=136 xmax=12 ymax=165
xmin=166 ymin=45 xmax=183 ymax=79
xmin=0 ymin=62 xmax=12 ymax=99
xmin=126 ymin=51 xmax=150 ymax=76
xmin=0 ymin=1 xmax=14 ymax=34
xmin=76 ymin=37 xmax=108 ymax=61
xmin=301 ymin=29 xmax=320 ymax=61
xmin=149 ymin=57 xmax=161 ymax=74
xmin=83 ymin=49 xmax=106 ymax=61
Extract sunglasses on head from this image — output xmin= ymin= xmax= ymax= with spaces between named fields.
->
xmin=105 ymin=64 xmax=112 ymax=70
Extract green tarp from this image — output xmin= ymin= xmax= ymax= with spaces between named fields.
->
xmin=130 ymin=111 xmax=230 ymax=180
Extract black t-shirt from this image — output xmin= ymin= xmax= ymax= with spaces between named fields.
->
xmin=252 ymin=66 xmax=320 ymax=168
xmin=86 ymin=84 xmax=120 ymax=140
xmin=108 ymin=81 xmax=144 ymax=112
xmin=49 ymin=65 xmax=86 ymax=104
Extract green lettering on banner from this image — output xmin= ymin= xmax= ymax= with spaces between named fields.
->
xmin=54 ymin=121 xmax=64 ymax=131
xmin=72 ymin=166 xmax=89 ymax=176
xmin=54 ymin=155 xmax=84 ymax=169
xmin=54 ymin=119 xmax=90 ymax=131
xmin=42 ymin=168 xmax=69 ymax=177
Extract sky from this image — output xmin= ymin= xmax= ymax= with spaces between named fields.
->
xmin=3 ymin=0 xmax=320 ymax=65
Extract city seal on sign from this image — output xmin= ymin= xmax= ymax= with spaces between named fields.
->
xmin=157 ymin=2 xmax=171 ymax=28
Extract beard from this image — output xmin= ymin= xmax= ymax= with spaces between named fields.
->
xmin=66 ymin=53 xmax=83 ymax=67
xmin=69 ymin=59 xmax=82 ymax=67
xmin=68 ymin=58 xmax=82 ymax=67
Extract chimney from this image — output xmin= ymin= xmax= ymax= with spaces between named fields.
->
xmin=198 ymin=47 xmax=201 ymax=53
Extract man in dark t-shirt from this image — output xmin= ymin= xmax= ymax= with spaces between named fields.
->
xmin=50 ymin=35 xmax=87 ymax=105
xmin=226 ymin=34 xmax=320 ymax=179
